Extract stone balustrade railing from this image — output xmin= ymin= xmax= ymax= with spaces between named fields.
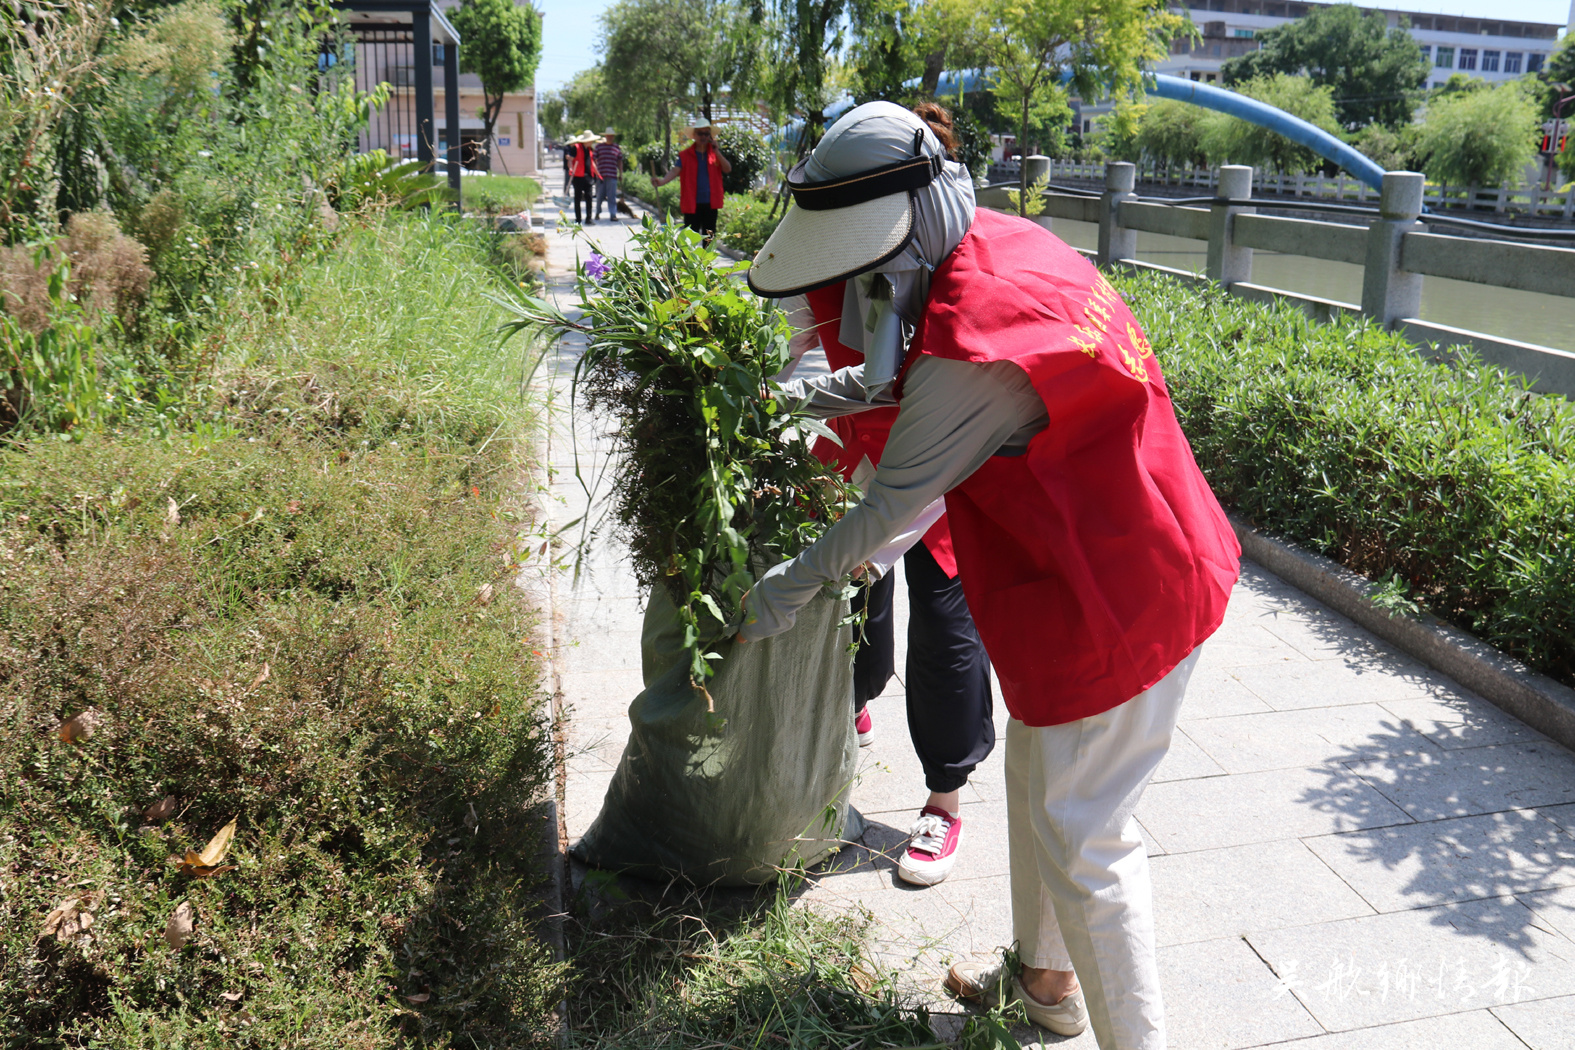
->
xmin=982 ymin=161 xmax=1575 ymax=398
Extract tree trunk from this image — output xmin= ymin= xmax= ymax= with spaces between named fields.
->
xmin=921 ymin=49 xmax=947 ymax=97
xmin=1019 ymin=96 xmax=1031 ymax=218
xmin=659 ymin=100 xmax=672 ymax=175
xmin=703 ymin=87 xmax=713 ymax=123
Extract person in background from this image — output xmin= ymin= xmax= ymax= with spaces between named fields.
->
xmin=561 ymin=139 xmax=572 ymax=196
xmin=741 ymin=101 xmax=1240 ymax=1049
xmin=567 ymin=130 xmax=601 ymax=225
xmin=594 ymin=128 xmax=625 ymax=223
xmin=652 ymin=122 xmax=731 ymax=242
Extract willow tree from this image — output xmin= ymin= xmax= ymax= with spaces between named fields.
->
xmin=972 ymin=0 xmax=1184 ymax=214
xmin=449 ymin=0 xmax=543 ymax=160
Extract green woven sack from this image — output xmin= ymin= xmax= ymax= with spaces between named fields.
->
xmin=574 ymin=586 xmax=860 ymax=886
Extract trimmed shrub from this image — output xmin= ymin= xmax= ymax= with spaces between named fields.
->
xmin=1115 ymin=271 xmax=1575 ymax=686
xmin=717 ymin=193 xmax=785 ymax=255
xmin=713 ymin=123 xmax=772 ymax=195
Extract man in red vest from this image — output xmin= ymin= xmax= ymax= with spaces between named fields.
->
xmin=742 ymin=102 xmax=1240 ymax=1049
xmin=653 ymin=121 xmax=732 ymax=242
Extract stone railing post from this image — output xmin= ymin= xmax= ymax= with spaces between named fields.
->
xmin=1098 ymin=162 xmax=1136 ymax=266
xmin=1361 ymin=171 xmax=1424 ymax=327
xmin=1206 ymin=164 xmax=1254 ymax=288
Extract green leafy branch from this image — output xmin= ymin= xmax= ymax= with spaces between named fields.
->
xmin=496 ymin=218 xmax=852 ymax=698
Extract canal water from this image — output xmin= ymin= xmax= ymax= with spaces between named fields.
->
xmin=1047 ymin=218 xmax=1575 ymax=354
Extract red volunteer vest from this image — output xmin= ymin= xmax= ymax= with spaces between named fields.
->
xmin=902 ymin=209 xmax=1240 ymax=726
xmin=804 ymin=284 xmax=958 ymax=577
xmin=679 ymin=145 xmax=725 ymax=213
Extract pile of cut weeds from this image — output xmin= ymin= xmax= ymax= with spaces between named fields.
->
xmin=0 ymin=217 xmax=563 ymax=1048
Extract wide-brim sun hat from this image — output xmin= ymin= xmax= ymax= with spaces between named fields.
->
xmin=602 ymin=127 xmax=617 ymax=137
xmin=748 ymin=103 xmax=948 ymax=298
xmin=573 ymin=129 xmax=599 ymax=144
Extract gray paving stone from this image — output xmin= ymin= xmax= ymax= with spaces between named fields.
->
xmin=1152 ymin=727 xmax=1228 ymax=783
xmin=565 ymin=766 xmax=616 ymax=840
xmin=1158 ymin=936 xmax=1323 ymax=1049
xmin=1304 ymin=811 xmax=1575 ymax=914
xmin=1231 ymin=657 xmax=1440 ymax=711
xmin=1182 ymin=704 xmax=1436 ymax=776
xmin=1273 ymin=1010 xmax=1529 ymax=1049
xmin=557 ymin=669 xmax=643 ymax=720
xmin=1517 ymin=886 xmax=1575 ymax=942
xmin=1381 ymin=695 xmax=1553 ymax=751
xmin=859 ymin=870 xmax=1018 ymax=972
xmin=1138 ymin=765 xmax=1413 ymax=854
xmin=1347 ymin=742 xmax=1575 ymax=821
xmin=1250 ymin=603 xmax=1395 ymax=663
xmin=1491 ymin=993 xmax=1575 ymax=1050
xmin=554 ymin=626 xmax=645 ymax=675
xmin=1543 ymin=804 xmax=1575 ymax=836
xmin=1149 ymin=840 xmax=1374 ymax=947
xmin=1194 ymin=622 xmax=1310 ymax=673
xmin=1138 ymin=818 xmax=1169 ymax=856
xmin=1180 ymin=666 xmax=1275 ymax=721
xmin=1246 ymin=896 xmax=1575 ymax=1031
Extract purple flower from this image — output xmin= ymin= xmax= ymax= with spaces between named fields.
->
xmin=583 ymin=252 xmax=611 ymax=281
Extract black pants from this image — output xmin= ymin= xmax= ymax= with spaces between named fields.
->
xmin=851 ymin=541 xmax=995 ymax=793
xmin=683 ymin=206 xmax=719 ymax=241
xmin=572 ymin=175 xmax=593 ymax=223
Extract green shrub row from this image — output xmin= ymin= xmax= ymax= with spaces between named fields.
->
xmin=1116 ymin=271 xmax=1575 ymax=686
xmin=620 ymin=171 xmax=784 ymax=255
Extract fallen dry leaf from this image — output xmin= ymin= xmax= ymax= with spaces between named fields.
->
xmin=476 ymin=582 xmax=494 ymax=606
xmin=248 ymin=663 xmax=270 ymax=690
xmin=848 ymin=962 xmax=875 ymax=994
xmin=285 ymin=500 xmax=302 ymax=514
xmin=166 ymin=497 xmax=181 ymax=527
xmin=176 ymin=817 xmax=238 ymax=877
xmin=39 ymin=896 xmax=95 ymax=944
xmin=144 ymin=795 xmax=178 ymax=823
xmin=165 ymin=900 xmax=194 ymax=949
xmin=404 ymin=992 xmax=431 ymax=1004
xmin=58 ymin=709 xmax=101 ymax=744
xmin=220 ymin=991 xmax=243 ymax=1002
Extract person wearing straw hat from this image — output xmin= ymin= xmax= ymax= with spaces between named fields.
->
xmin=652 ymin=121 xmax=731 ymax=241
xmin=567 ymin=130 xmax=601 ymax=225
xmin=593 ymin=127 xmax=625 ymax=223
xmin=737 ymin=100 xmax=1240 ymax=1049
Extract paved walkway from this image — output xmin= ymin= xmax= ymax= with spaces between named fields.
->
xmin=532 ymin=199 xmax=1575 ymax=1049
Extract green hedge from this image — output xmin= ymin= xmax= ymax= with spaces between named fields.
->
xmin=620 ymin=174 xmax=784 ymax=256
xmin=1115 ymin=271 xmax=1575 ymax=687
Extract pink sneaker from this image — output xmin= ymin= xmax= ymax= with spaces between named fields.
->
xmin=855 ymin=707 xmax=874 ymax=747
xmin=898 ymin=805 xmax=962 ymax=886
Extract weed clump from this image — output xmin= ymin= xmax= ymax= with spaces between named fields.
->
xmin=0 ymin=216 xmax=562 ymax=1048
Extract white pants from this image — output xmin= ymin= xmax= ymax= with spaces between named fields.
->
xmin=1008 ymin=648 xmax=1198 ymax=1050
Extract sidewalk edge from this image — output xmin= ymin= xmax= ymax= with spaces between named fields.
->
xmin=1230 ymin=514 xmax=1575 ymax=753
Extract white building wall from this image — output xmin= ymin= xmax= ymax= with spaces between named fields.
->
xmin=1153 ymin=1 xmax=1563 ymax=90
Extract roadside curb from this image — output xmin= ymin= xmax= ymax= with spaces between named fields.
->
xmin=1232 ymin=514 xmax=1575 ymax=752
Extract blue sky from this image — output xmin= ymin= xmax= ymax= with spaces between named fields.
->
xmin=534 ymin=0 xmax=1572 ymax=93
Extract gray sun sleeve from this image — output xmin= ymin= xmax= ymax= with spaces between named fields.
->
xmin=740 ymin=355 xmax=1047 ymax=642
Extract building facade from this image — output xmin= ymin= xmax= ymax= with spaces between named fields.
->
xmin=432 ymin=0 xmax=538 ymax=176
xmin=1155 ymin=0 xmax=1564 ymax=91
xmin=349 ymin=0 xmax=538 ymax=176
